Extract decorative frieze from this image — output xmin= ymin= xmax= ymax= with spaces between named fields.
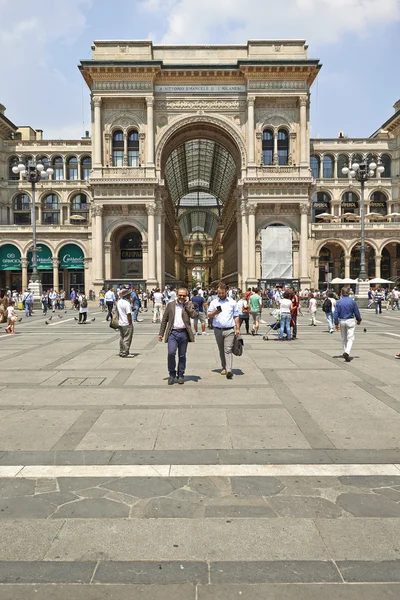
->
xmin=248 ymin=80 xmax=308 ymax=91
xmin=93 ymin=81 xmax=153 ymax=91
xmin=154 ymin=99 xmax=247 ymax=111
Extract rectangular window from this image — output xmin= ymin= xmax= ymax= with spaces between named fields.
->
xmin=14 ymin=213 xmax=31 ymax=225
xmin=262 ymin=150 xmax=273 ymax=166
xmin=128 ymin=151 xmax=139 ymax=167
xmin=53 ymin=168 xmax=64 ymax=181
xmin=82 ymin=168 xmax=90 ymax=180
xmin=68 ymin=168 xmax=78 ymax=181
xmin=43 ymin=212 xmax=60 ymax=225
xmin=278 ymin=150 xmax=288 ymax=166
xmin=112 ymin=151 xmax=124 ymax=167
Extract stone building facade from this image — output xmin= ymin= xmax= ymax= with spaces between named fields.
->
xmin=0 ymin=40 xmax=398 ymax=294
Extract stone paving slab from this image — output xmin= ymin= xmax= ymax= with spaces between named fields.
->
xmin=0 ymin=584 xmax=196 ymax=600
xmin=197 ymin=583 xmax=400 ymax=599
xmin=0 ymin=521 xmax=63 ymax=560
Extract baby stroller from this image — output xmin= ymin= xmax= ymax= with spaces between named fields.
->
xmin=263 ymin=309 xmax=281 ymax=341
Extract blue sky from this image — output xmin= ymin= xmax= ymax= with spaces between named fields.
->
xmin=1 ymin=0 xmax=399 ymax=139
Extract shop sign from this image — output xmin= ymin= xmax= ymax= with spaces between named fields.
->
xmin=59 ymin=244 xmax=85 ymax=270
xmin=314 ymin=202 xmax=329 ymax=209
xmin=28 ymin=245 xmax=52 ymax=270
xmin=121 ymin=249 xmax=142 ymax=260
xmin=0 ymin=244 xmax=21 ymax=271
xmin=342 ymin=202 xmax=358 ymax=209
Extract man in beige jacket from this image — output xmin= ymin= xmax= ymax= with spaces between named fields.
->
xmin=158 ymin=288 xmax=198 ymax=385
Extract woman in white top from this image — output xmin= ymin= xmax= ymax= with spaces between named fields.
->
xmin=5 ymin=301 xmax=17 ymax=334
xmin=237 ymin=293 xmax=250 ymax=334
xmin=77 ymin=292 xmax=88 ymax=324
xmin=152 ymin=288 xmax=163 ymax=323
xmin=308 ymin=294 xmax=318 ymax=326
xmin=278 ymin=292 xmax=292 ymax=341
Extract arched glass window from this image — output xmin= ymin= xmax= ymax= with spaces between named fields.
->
xmin=67 ymin=156 xmax=78 ymax=180
xmin=81 ymin=156 xmax=92 ymax=180
xmin=8 ymin=156 xmax=19 ymax=180
xmin=70 ymin=193 xmax=89 ymax=223
xmin=323 ymin=154 xmax=334 ymax=178
xmin=128 ymin=130 xmax=139 ymax=167
xmin=37 ymin=155 xmax=50 ymax=170
xmin=337 ymin=155 xmax=349 ymax=178
xmin=112 ymin=130 xmax=124 ymax=167
xmin=342 ymin=191 xmax=359 ymax=214
xmin=262 ymin=129 xmax=274 ymax=165
xmin=370 ymin=191 xmax=388 ymax=215
xmin=13 ymin=194 xmax=31 ymax=225
xmin=366 ymin=154 xmax=378 ymax=178
xmin=193 ymin=243 xmax=203 ymax=261
xmin=312 ymin=191 xmax=331 ymax=220
xmin=352 ymin=153 xmax=363 ymax=165
xmin=52 ymin=156 xmax=64 ymax=180
xmin=42 ymin=193 xmax=60 ymax=225
xmin=381 ymin=154 xmax=391 ymax=178
xmin=277 ymin=129 xmax=289 ymax=166
xmin=310 ymin=155 xmax=320 ymax=179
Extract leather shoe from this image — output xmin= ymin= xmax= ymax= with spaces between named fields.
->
xmin=226 ymin=371 xmax=233 ymax=379
xmin=168 ymin=376 xmax=175 ymax=385
xmin=178 ymin=377 xmax=184 ymax=385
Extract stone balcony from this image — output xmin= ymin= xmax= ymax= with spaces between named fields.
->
xmin=312 ymin=221 xmax=400 ymax=230
xmin=0 ymin=224 xmax=89 ymax=233
xmin=255 ymin=166 xmax=303 ymax=178
xmin=94 ymin=167 xmax=156 ymax=180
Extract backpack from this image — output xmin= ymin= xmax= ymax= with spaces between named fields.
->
xmin=322 ymin=298 xmax=332 ymax=313
xmin=81 ymin=296 xmax=88 ymax=308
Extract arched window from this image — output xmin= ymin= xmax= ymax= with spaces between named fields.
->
xmin=42 ymin=193 xmax=60 ymax=225
xmin=81 ymin=156 xmax=92 ymax=180
xmin=262 ymin=129 xmax=274 ymax=165
xmin=128 ymin=130 xmax=139 ymax=167
xmin=8 ymin=156 xmax=19 ymax=180
xmin=277 ymin=129 xmax=289 ymax=166
xmin=193 ymin=244 xmax=203 ymax=261
xmin=52 ymin=156 xmax=64 ymax=180
xmin=381 ymin=154 xmax=391 ymax=178
xmin=13 ymin=194 xmax=31 ymax=225
xmin=337 ymin=155 xmax=349 ymax=178
xmin=323 ymin=154 xmax=334 ymax=178
xmin=342 ymin=191 xmax=359 ymax=214
xmin=366 ymin=154 xmax=378 ymax=177
xmin=67 ymin=156 xmax=78 ymax=180
xmin=310 ymin=155 xmax=320 ymax=179
xmin=370 ymin=191 xmax=388 ymax=215
xmin=37 ymin=155 xmax=50 ymax=170
xmin=352 ymin=153 xmax=363 ymax=165
xmin=112 ymin=130 xmax=124 ymax=167
xmin=70 ymin=193 xmax=89 ymax=223
xmin=312 ymin=192 xmax=331 ymax=220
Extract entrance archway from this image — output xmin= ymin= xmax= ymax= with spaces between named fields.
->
xmin=159 ymin=122 xmax=242 ymax=288
xmin=0 ymin=243 xmax=22 ymax=292
xmin=58 ymin=243 xmax=85 ymax=293
xmin=111 ymin=226 xmax=143 ymax=284
xmin=350 ymin=243 xmax=375 ymax=279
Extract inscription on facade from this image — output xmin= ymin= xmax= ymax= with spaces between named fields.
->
xmin=155 ymin=85 xmax=246 ymax=93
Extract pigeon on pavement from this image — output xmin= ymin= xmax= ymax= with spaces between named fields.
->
xmin=18 ymin=318 xmax=22 ymax=322
xmin=48 ymin=316 xmax=52 ymax=320
xmin=45 ymin=321 xmax=49 ymax=325
xmin=58 ymin=315 xmax=63 ymax=319
xmin=91 ymin=318 xmax=95 ymax=322
xmin=74 ymin=317 xmax=78 ymax=321
xmin=364 ymin=328 xmax=367 ymax=332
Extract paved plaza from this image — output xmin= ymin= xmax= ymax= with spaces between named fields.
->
xmin=0 ymin=304 xmax=400 ymax=598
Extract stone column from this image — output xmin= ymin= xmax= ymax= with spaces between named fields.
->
xmin=21 ymin=258 xmax=28 ymax=291
xmin=84 ymin=258 xmax=90 ymax=295
xmin=146 ymin=203 xmax=157 ymax=286
xmin=123 ymin=132 xmax=128 ymax=166
xmin=236 ymin=210 xmax=242 ymax=288
xmin=241 ymin=201 xmax=248 ymax=285
xmin=52 ymin=258 xmax=59 ymax=290
xmin=345 ymin=255 xmax=351 ymax=279
xmin=375 ymin=255 xmax=382 ymax=279
xmin=155 ymin=199 xmax=164 ymax=287
xmin=104 ymin=242 xmax=112 ymax=280
xmin=299 ymin=202 xmax=310 ymax=286
xmin=247 ymin=97 xmax=255 ymax=165
xmin=333 ymin=155 xmax=338 ymax=179
xmin=92 ymin=204 xmax=104 ymax=282
xmin=146 ymin=97 xmax=155 ymax=166
xmin=299 ymin=96 xmax=308 ymax=167
xmin=247 ymin=204 xmax=257 ymax=284
xmin=273 ymin=128 xmax=278 ymax=165
xmin=92 ymin=96 xmax=103 ymax=168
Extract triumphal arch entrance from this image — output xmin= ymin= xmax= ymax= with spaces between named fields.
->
xmin=80 ymin=39 xmax=321 ymax=292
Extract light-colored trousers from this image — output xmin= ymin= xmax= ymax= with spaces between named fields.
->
xmin=339 ymin=318 xmax=356 ymax=355
xmin=153 ymin=303 xmax=162 ymax=322
xmin=310 ymin=310 xmax=317 ymax=325
xmin=214 ymin=327 xmax=235 ymax=372
xmin=119 ymin=324 xmax=133 ymax=356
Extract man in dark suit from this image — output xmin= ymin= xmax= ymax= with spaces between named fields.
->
xmin=158 ymin=288 xmax=198 ymax=385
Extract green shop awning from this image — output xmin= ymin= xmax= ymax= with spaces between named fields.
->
xmin=28 ymin=245 xmax=53 ymax=270
xmin=59 ymin=244 xmax=85 ymax=270
xmin=0 ymin=244 xmax=21 ymax=271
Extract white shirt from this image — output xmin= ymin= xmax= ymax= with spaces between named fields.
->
xmin=49 ymin=291 xmax=57 ymax=300
xmin=309 ymin=298 xmax=317 ymax=312
xmin=208 ymin=297 xmax=239 ymax=328
xmin=105 ymin=290 xmax=115 ymax=302
xmin=168 ymin=290 xmax=177 ymax=303
xmin=117 ymin=298 xmax=132 ymax=326
xmin=153 ymin=292 xmax=163 ymax=304
xmin=279 ymin=298 xmax=292 ymax=314
xmin=173 ymin=302 xmax=185 ymax=329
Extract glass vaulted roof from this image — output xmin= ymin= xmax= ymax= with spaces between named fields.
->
xmin=165 ymin=139 xmax=237 ymax=211
xmin=179 ymin=209 xmax=219 ymax=240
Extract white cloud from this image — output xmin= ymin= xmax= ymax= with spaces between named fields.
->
xmin=141 ymin=0 xmax=400 ymax=45
xmin=0 ymin=0 xmax=91 ymax=138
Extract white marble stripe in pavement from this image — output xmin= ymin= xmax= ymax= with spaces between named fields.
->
xmin=0 ymin=463 xmax=398 ymax=478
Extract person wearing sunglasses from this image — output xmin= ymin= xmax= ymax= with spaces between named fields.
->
xmin=158 ymin=288 xmax=199 ymax=385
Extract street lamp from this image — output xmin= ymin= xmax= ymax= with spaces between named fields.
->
xmin=342 ymin=158 xmax=385 ymax=281
xmin=12 ymin=158 xmax=53 ymax=290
